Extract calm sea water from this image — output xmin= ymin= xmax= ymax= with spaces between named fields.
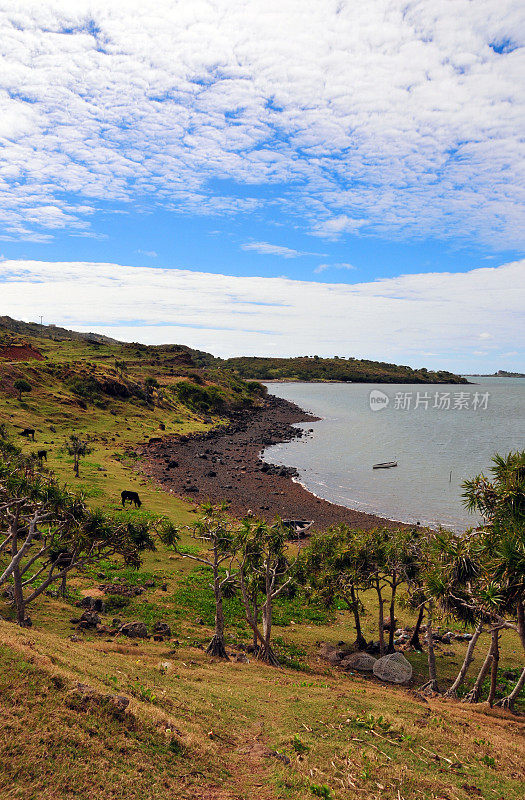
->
xmin=263 ymin=378 xmax=524 ymax=531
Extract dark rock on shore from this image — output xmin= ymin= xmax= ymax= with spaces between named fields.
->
xmin=139 ymin=394 xmax=402 ymax=533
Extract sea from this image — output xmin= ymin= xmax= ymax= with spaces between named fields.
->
xmin=262 ymin=378 xmax=524 ymax=531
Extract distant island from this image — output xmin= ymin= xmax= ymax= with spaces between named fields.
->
xmin=467 ymin=370 xmax=525 ymax=378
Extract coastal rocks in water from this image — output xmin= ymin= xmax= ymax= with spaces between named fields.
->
xmin=340 ymin=652 xmax=377 ymax=672
xmin=118 ymin=621 xmax=148 ymax=638
xmin=373 ymin=652 xmax=413 ymax=684
xmin=259 ymin=462 xmax=299 ymax=478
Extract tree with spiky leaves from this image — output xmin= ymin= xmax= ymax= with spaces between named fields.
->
xmin=237 ymin=518 xmax=295 ymax=666
xmin=295 ymin=526 xmax=370 ymax=650
xmin=462 ymin=451 xmax=525 ymax=710
xmin=0 ymin=438 xmax=154 ymax=626
xmin=168 ymin=503 xmax=238 ymax=659
xmin=65 ymin=435 xmax=93 ymax=478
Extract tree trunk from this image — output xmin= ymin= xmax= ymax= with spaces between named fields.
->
xmin=408 ymin=606 xmax=425 ymax=650
xmin=10 ymin=514 xmax=27 ymax=626
xmin=487 ymin=629 xmax=500 ymax=707
xmin=12 ymin=562 xmax=27 ymax=626
xmin=259 ymin=582 xmax=279 ymax=666
xmin=517 ymin=599 xmax=525 ymax=653
xmin=59 ymin=573 xmax=67 ymax=598
xmin=387 ymin=580 xmax=397 ymax=653
xmin=444 ymin=620 xmax=483 ymax=697
xmin=421 ymin=600 xmax=439 ymax=693
xmin=376 ymin=582 xmax=386 ymax=656
xmin=349 ymin=585 xmax=367 ymax=650
xmin=462 ymin=639 xmax=493 ymax=703
xmin=251 ymin=590 xmax=259 ymax=651
xmin=206 ymin=565 xmax=228 ymax=659
xmin=495 ymin=666 xmax=525 ymax=712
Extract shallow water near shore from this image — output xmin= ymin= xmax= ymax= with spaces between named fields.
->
xmin=263 ymin=378 xmax=524 ymax=531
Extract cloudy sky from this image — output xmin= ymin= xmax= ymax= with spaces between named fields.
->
xmin=1 ymin=1 xmax=524 ymax=370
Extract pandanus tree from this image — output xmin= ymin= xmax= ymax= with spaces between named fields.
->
xmin=65 ymin=435 xmax=93 ymax=478
xmin=421 ymin=528 xmax=483 ymax=695
xmin=361 ymin=527 xmax=422 ymax=656
xmin=237 ymin=518 xmax=295 ymax=666
xmin=168 ymin=503 xmax=238 ymax=659
xmin=296 ymin=526 xmax=370 ymax=650
xmin=0 ymin=439 xmax=154 ymax=626
xmin=462 ymin=451 xmax=525 ymax=710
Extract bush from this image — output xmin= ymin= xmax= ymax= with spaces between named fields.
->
xmin=175 ymin=382 xmax=224 ymax=413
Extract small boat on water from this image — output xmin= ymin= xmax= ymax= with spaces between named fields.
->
xmin=373 ymin=461 xmax=398 ymax=470
xmin=281 ymin=519 xmax=314 ymax=538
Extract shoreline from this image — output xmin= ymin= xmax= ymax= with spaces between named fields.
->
xmin=138 ymin=394 xmax=406 ymax=532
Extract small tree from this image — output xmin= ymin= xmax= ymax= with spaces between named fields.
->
xmin=14 ymin=379 xmax=32 ymax=402
xmin=168 ymin=503 xmax=238 ymax=658
xmin=237 ymin=519 xmax=295 ymax=666
xmin=65 ymin=435 xmax=93 ymax=478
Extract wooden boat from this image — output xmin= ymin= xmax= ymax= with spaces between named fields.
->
xmin=373 ymin=461 xmax=398 ymax=470
xmin=281 ymin=519 xmax=314 ymax=537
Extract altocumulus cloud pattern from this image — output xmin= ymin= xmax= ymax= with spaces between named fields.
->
xmin=1 ymin=0 xmax=524 ymax=248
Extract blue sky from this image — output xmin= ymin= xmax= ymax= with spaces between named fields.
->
xmin=1 ymin=1 xmax=524 ymax=369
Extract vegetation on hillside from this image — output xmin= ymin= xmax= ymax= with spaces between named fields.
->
xmin=0 ymin=317 xmax=523 ymax=799
xmin=220 ymin=355 xmax=468 ymax=383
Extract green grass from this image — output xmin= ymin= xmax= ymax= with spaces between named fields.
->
xmin=1 ymin=328 xmax=524 ymax=799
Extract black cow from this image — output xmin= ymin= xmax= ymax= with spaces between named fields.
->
xmin=121 ymin=490 xmax=142 ymax=508
xmin=19 ymin=428 xmax=35 ymax=441
xmin=37 ymin=449 xmax=47 ymax=461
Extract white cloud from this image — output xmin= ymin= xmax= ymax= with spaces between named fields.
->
xmin=0 ymin=257 xmax=523 ymax=372
xmin=314 ymin=262 xmax=356 ymax=274
xmin=0 ymin=1 xmax=523 ymax=246
xmin=137 ymin=249 xmax=157 ymax=258
xmin=242 ymin=241 xmax=319 ymax=258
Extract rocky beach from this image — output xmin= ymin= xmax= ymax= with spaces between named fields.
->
xmin=140 ymin=394 xmax=402 ymax=532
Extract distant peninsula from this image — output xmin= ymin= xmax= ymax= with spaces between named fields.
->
xmin=220 ymin=356 xmax=468 ymax=384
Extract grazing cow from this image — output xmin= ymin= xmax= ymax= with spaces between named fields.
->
xmin=20 ymin=428 xmax=35 ymax=441
xmin=37 ymin=449 xmax=47 ymax=462
xmin=121 ymin=490 xmax=142 ymax=508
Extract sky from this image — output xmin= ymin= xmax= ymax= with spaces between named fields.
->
xmin=0 ymin=0 xmax=524 ymax=371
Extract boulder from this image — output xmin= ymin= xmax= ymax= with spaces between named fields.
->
xmin=118 ymin=621 xmax=148 ymax=638
xmin=340 ymin=652 xmax=377 ymax=672
xmin=153 ymin=621 xmax=171 ymax=638
xmin=318 ymin=642 xmax=340 ymax=663
xmin=77 ymin=596 xmax=105 ymax=613
xmin=76 ymin=610 xmax=101 ymax=629
xmin=373 ymin=652 xmax=413 ymax=684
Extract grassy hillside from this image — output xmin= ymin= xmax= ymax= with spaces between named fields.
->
xmin=0 ymin=319 xmax=264 ymax=517
xmin=220 ymin=356 xmax=467 ymax=384
xmin=1 ymin=536 xmax=524 ymax=800
xmin=1 ymin=319 xmax=523 ymax=800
